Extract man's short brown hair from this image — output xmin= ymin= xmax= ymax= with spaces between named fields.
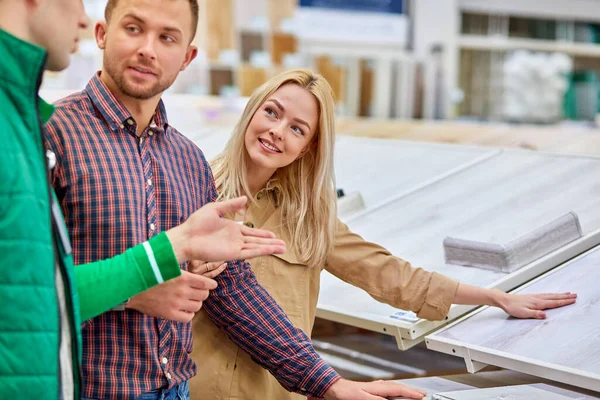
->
xmin=104 ymin=0 xmax=199 ymax=42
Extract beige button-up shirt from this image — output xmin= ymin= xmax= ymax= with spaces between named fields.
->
xmin=190 ymin=190 xmax=459 ymax=400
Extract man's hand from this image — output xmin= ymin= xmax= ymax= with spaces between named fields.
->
xmin=499 ymin=292 xmax=577 ymax=319
xmin=126 ymin=271 xmax=217 ymax=322
xmin=323 ymin=379 xmax=426 ymax=400
xmin=189 ymin=260 xmax=227 ymax=279
xmin=166 ymin=196 xmax=286 ymax=263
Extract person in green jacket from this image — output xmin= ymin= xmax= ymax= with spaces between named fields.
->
xmin=0 ymin=1 xmax=286 ymax=399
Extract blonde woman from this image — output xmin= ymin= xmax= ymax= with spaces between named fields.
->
xmin=189 ymin=69 xmax=576 ymax=400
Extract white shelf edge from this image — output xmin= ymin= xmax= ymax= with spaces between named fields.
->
xmin=459 ymin=34 xmax=600 ymax=57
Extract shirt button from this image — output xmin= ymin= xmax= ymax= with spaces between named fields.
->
xmin=46 ymin=149 xmax=56 ymax=170
xmin=119 ymin=124 xmax=125 ymax=129
xmin=147 ymin=179 xmax=153 ymax=186
xmin=244 ymin=222 xmax=254 ymax=228
xmin=166 ymin=372 xmax=172 ymax=380
xmin=162 ymin=357 xmax=168 ymax=365
xmin=150 ymin=223 xmax=156 ymax=231
xmin=139 ymin=137 xmax=144 ymax=144
xmin=127 ymin=118 xmax=134 ymax=126
xmin=148 ymin=131 xmax=154 ymax=136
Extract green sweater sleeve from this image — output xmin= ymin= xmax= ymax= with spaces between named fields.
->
xmin=75 ymin=232 xmax=182 ymax=321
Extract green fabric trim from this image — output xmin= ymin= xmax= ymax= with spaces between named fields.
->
xmin=130 ymin=239 xmax=156 ymax=286
xmin=149 ymin=232 xmax=181 ymax=282
xmin=130 ymin=232 xmax=181 ymax=286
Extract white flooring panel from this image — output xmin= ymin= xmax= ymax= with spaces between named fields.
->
xmin=333 ymin=137 xmax=497 ymax=209
xmin=426 ymin=246 xmax=600 ymax=392
xmin=318 ymin=149 xmax=600 ymax=347
xmin=395 ymin=374 xmax=600 ymax=399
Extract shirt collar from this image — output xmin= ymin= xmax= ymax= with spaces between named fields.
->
xmin=84 ymin=72 xmax=170 ymax=134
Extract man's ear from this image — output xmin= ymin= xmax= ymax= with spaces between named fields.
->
xmin=180 ymin=45 xmax=199 ymax=72
xmin=25 ymin=0 xmax=47 ymax=23
xmin=25 ymin=0 xmax=44 ymax=11
xmin=95 ymin=21 xmax=107 ymax=50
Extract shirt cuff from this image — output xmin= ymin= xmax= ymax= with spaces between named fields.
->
xmin=131 ymin=232 xmax=182 ymax=286
xmin=295 ymin=359 xmax=341 ymax=398
xmin=416 ymin=272 xmax=460 ymax=321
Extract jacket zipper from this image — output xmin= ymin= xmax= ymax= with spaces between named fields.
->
xmin=35 ymin=54 xmax=82 ymax=399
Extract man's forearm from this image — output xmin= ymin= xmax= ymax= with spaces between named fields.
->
xmin=202 ymin=259 xmax=341 ymax=397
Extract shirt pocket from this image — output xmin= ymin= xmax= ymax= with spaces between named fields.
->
xmin=255 ymin=251 xmax=309 ymax=321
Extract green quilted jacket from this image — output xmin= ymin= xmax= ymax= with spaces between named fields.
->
xmin=0 ymin=28 xmax=182 ymax=399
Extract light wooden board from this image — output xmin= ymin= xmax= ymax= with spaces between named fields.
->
xmin=204 ymin=0 xmax=236 ymax=61
xmin=432 ymin=385 xmax=572 ymax=400
xmin=393 ymin=376 xmax=473 ymax=395
xmin=317 ymin=148 xmax=600 ymax=347
xmin=315 ymin=56 xmax=347 ymax=103
xmin=340 ymin=150 xmax=600 ymax=287
xmin=334 ymin=137 xmax=498 ymax=209
xmin=271 ymin=32 xmax=297 ymax=65
xmin=395 ymin=371 xmax=600 ymax=399
xmin=238 ymin=65 xmax=267 ymax=97
xmin=426 ymin=246 xmax=600 ymax=392
xmin=267 ymin=0 xmax=295 ymax=31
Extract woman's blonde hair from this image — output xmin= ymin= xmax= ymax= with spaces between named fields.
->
xmin=211 ymin=69 xmax=337 ymax=268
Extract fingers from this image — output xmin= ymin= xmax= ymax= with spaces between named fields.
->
xmin=202 ymin=262 xmax=227 ymax=279
xmin=358 ymin=393 xmax=386 ymax=400
xmin=368 ymin=381 xmax=426 ymax=399
xmin=511 ymin=308 xmax=544 ymax=319
xmin=539 ymin=298 xmax=577 ymax=310
xmin=187 ymin=289 xmax=210 ymax=303
xmin=537 ymin=292 xmax=577 ymax=300
xmin=212 ymin=196 xmax=248 ymax=216
xmin=239 ymin=245 xmax=286 ymax=260
xmin=188 ymin=259 xmax=206 ymax=274
xmin=184 ymin=271 xmax=218 ymax=290
xmin=171 ymin=309 xmax=197 ymax=323
xmin=189 ymin=260 xmax=225 ymax=276
xmin=240 ymin=225 xmax=277 ymax=239
xmin=243 ymin=236 xmax=286 ymax=247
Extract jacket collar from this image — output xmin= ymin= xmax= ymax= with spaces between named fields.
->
xmin=0 ymin=28 xmax=53 ymax=125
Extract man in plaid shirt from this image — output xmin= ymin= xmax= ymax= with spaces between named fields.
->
xmin=44 ymin=1 xmax=426 ymax=400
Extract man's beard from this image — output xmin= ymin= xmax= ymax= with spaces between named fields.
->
xmin=104 ymin=58 xmax=175 ymax=100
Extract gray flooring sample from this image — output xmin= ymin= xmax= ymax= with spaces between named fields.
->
xmin=394 ymin=372 xmax=600 ymax=399
xmin=319 ymin=150 xmax=600 ymax=323
xmin=333 ymin=137 xmax=495 ymax=209
xmin=444 ymin=212 xmax=583 ymax=273
xmin=433 ymin=246 xmax=600 ymax=387
xmin=391 ymin=376 xmax=473 ymax=395
xmin=432 ymin=385 xmax=572 ymax=400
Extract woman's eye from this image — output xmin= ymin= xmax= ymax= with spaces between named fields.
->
xmin=265 ymin=107 xmax=277 ymax=117
xmin=292 ymin=126 xmax=304 ymax=135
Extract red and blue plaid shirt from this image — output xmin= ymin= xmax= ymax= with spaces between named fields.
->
xmin=44 ymin=74 xmax=339 ymax=400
